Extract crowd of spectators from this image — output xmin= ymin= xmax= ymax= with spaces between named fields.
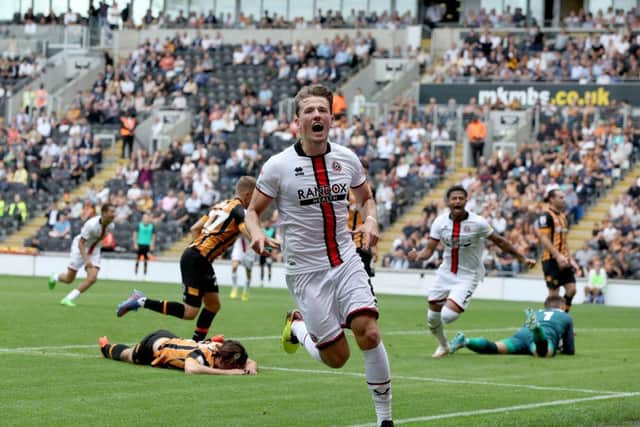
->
xmin=22 ymin=31 xmax=385 ymax=256
xmin=382 ymin=96 xmax=640 ymax=277
xmin=577 ymin=177 xmax=640 ymax=280
xmin=426 ymin=20 xmax=640 ymax=83
xmin=9 ymin=3 xmax=415 ymax=30
xmin=66 ymin=30 xmax=380 ymax=132
xmin=462 ymin=6 xmax=640 ymax=29
xmin=0 ymin=94 xmax=105 ymax=243
xmin=462 ymin=6 xmax=537 ymax=28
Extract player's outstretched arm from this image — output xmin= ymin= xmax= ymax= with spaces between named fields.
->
xmin=184 ymin=358 xmax=256 ymax=376
xmin=488 ymin=233 xmax=536 ymax=269
xmin=533 ymin=226 xmax=569 ymax=268
xmin=246 ymin=191 xmax=272 ymax=254
xmin=408 ymin=238 xmax=439 ymax=264
xmin=244 ymin=358 xmax=258 ymax=375
xmin=352 ymin=182 xmax=378 ymax=250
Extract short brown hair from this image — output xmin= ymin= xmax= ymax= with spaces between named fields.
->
xmin=544 ymin=295 xmax=565 ymax=309
xmin=101 ymin=202 xmax=114 ymax=213
xmin=236 ymin=176 xmax=257 ymax=193
xmin=217 ymin=340 xmax=248 ymax=369
xmin=294 ymin=84 xmax=333 ymax=117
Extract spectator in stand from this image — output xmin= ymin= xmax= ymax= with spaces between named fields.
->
xmin=8 ymin=193 xmax=28 ymax=224
xmin=107 ymin=1 xmax=120 ymax=29
xmin=333 ymin=91 xmax=347 ymax=119
xmin=585 ymin=257 xmax=607 ymax=304
xmin=160 ymin=189 xmax=178 ymax=213
xmin=49 ymin=211 xmax=71 ymax=238
xmin=466 ymin=115 xmax=487 ymax=167
xmin=170 ymin=196 xmax=190 ymax=232
xmin=114 ymin=198 xmax=132 ymax=224
xmin=120 ymin=110 xmax=136 ymax=159
xmin=351 ymin=88 xmax=366 ymax=118
xmin=185 ymin=190 xmax=203 ymax=225
xmin=45 ymin=202 xmax=61 ymax=229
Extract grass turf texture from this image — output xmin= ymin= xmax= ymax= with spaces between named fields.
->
xmin=1 ymin=275 xmax=639 ymax=426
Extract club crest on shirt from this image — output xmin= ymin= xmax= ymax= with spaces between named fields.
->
xmin=332 ymin=160 xmax=342 ymax=172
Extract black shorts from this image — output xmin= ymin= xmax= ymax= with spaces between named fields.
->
xmin=260 ymin=254 xmax=272 ymax=266
xmin=180 ymin=247 xmax=219 ymax=307
xmin=542 ymin=259 xmax=576 ymax=290
xmin=132 ymin=329 xmax=177 ymax=365
xmin=137 ymin=244 xmax=150 ymax=258
xmin=357 ymin=248 xmax=374 ymax=278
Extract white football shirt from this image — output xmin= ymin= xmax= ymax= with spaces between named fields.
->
xmin=257 ymin=141 xmax=366 ymax=274
xmin=429 ymin=210 xmax=494 ymax=278
xmin=71 ymin=216 xmax=115 ymax=255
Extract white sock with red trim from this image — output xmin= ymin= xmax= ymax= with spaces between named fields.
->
xmin=427 ymin=309 xmax=448 ymax=347
xmin=363 ymin=342 xmax=392 ymax=425
xmin=291 ymin=321 xmax=322 ymax=362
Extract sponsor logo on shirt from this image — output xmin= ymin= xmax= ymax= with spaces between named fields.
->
xmin=297 ymin=184 xmax=348 ymax=206
xmin=294 ymin=167 xmax=304 ymax=176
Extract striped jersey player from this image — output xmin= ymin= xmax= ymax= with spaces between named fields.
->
xmin=409 ymin=185 xmax=536 ymax=359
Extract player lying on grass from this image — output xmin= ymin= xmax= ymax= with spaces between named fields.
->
xmin=448 ymin=295 xmax=575 ymax=357
xmin=99 ymin=329 xmax=258 ymax=375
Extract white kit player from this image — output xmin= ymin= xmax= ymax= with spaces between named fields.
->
xmin=245 ymin=85 xmax=394 ymax=427
xmin=48 ymin=203 xmax=116 ymax=307
xmin=229 ymin=236 xmax=255 ymax=301
xmin=408 ymin=185 xmax=536 ymax=358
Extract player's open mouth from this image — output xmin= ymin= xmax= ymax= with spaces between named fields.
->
xmin=311 ymin=123 xmax=324 ymax=132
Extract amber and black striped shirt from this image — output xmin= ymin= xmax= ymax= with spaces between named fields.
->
xmin=347 ymin=189 xmax=365 ymax=249
xmin=537 ymin=208 xmax=570 ymax=261
xmin=190 ymin=198 xmax=246 ymax=263
xmin=149 ymin=338 xmax=217 ymax=370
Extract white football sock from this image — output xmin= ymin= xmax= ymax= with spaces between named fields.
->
xmin=363 ymin=342 xmax=392 ymax=426
xmin=441 ymin=305 xmax=461 ymax=324
xmin=291 ymin=321 xmax=322 ymax=362
xmin=428 ymin=309 xmax=448 ymax=347
xmin=231 ymin=271 xmax=238 ymax=286
xmin=64 ymin=289 xmax=81 ymax=301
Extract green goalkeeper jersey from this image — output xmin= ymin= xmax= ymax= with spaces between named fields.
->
xmin=534 ymin=308 xmax=575 ymax=354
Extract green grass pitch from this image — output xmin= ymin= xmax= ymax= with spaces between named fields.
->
xmin=1 ymin=275 xmax=639 ymax=426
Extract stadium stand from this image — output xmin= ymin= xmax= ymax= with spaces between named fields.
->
xmin=20 ymin=31 xmax=377 ymax=255
xmin=382 ymin=4 xmax=640 ymax=276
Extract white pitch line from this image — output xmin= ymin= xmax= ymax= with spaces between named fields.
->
xmin=259 ymin=366 xmax=623 ymax=395
xmin=1 ymin=346 xmax=624 ymax=396
xmin=1 ymin=349 xmax=93 ymax=358
xmin=345 ymin=391 xmax=640 ymax=427
xmin=2 ymin=326 xmax=638 ymax=352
